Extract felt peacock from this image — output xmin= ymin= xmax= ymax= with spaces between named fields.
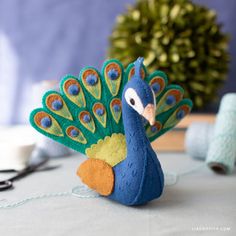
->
xmin=30 ymin=57 xmax=192 ymax=206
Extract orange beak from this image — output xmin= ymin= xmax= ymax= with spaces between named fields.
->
xmin=142 ymin=104 xmax=156 ymax=126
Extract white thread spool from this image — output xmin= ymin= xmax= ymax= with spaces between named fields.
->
xmin=185 ymin=122 xmax=215 ymax=160
xmin=0 ymin=126 xmax=35 ymax=170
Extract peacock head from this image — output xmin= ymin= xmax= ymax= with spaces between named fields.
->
xmin=123 ymin=57 xmax=156 ymax=125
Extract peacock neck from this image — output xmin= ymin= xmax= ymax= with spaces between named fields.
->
xmin=122 ymin=99 xmax=151 ymax=154
xmin=109 ymin=96 xmax=164 ymax=205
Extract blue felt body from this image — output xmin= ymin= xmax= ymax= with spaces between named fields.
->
xmin=108 ymin=73 xmax=164 ymax=205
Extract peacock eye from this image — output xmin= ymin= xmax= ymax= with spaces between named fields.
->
xmin=130 ymin=98 xmax=135 ymax=105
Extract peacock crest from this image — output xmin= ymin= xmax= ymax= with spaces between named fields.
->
xmin=30 ymin=57 xmax=192 ymax=205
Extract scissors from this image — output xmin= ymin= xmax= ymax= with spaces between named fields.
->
xmin=0 ymin=156 xmax=49 ymax=191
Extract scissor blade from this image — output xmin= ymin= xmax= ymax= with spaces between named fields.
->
xmin=8 ymin=156 xmax=49 ymax=182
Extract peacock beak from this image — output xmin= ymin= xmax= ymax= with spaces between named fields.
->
xmin=142 ymin=104 xmax=156 ymax=126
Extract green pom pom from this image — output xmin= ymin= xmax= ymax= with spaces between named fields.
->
xmin=108 ymin=0 xmax=230 ymax=109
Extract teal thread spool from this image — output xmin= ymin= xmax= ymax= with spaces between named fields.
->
xmin=206 ymin=94 xmax=236 ymax=174
xmin=185 ymin=122 xmax=214 ymax=160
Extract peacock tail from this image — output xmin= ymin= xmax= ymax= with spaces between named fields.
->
xmin=30 ymin=59 xmax=192 ymax=167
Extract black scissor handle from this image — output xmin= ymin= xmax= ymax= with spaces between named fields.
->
xmin=0 ymin=180 xmax=13 ymax=191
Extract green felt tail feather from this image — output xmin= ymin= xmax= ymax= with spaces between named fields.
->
xmin=146 ymin=99 xmax=193 ymax=142
xmin=144 ymin=68 xmax=193 ymax=141
xmin=101 ymin=59 xmax=125 ymax=134
xmin=30 ymin=60 xmax=126 ymax=154
xmin=30 ymin=58 xmax=193 ymax=154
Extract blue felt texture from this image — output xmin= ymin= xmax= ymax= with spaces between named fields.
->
xmin=86 ymin=74 xmax=98 ymax=86
xmin=68 ymin=84 xmax=80 ymax=96
xmin=52 ymin=100 xmax=63 ymax=110
xmin=108 ymin=59 xmax=164 ymax=205
xmin=40 ymin=117 xmax=52 ymax=128
xmin=83 ymin=114 xmax=91 ymax=123
xmin=95 ymin=108 xmax=104 ymax=116
xmin=113 ymin=104 xmax=121 ymax=112
xmin=108 ymin=68 xmax=119 ymax=80
xmin=151 ymin=82 xmax=160 ymax=93
xmin=70 ymin=129 xmax=79 ymax=137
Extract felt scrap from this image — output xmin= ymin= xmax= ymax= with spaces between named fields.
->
xmin=77 ymin=159 xmax=114 ymax=196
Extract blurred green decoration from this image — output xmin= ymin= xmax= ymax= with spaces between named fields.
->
xmin=108 ymin=0 xmax=230 ymax=109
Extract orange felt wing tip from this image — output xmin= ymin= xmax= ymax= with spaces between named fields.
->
xmin=77 ymin=159 xmax=114 ymax=196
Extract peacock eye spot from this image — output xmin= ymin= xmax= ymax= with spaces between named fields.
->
xmin=151 ymin=125 xmax=157 ymax=133
xmin=70 ymin=128 xmax=79 ymax=137
xmin=86 ymin=74 xmax=98 ymax=86
xmin=96 ymin=108 xmax=104 ymax=116
xmin=176 ymin=109 xmax=185 ymax=120
xmin=108 ymin=68 xmax=119 ymax=80
xmin=51 ymin=99 xmax=63 ymax=111
xmin=40 ymin=117 xmax=52 ymax=128
xmin=152 ymin=82 xmax=160 ymax=94
xmin=113 ymin=104 xmax=121 ymax=112
xmin=130 ymin=98 xmax=135 ymax=105
xmin=166 ymin=95 xmax=176 ymax=106
xmin=68 ymin=84 xmax=79 ymax=95
xmin=83 ymin=114 xmax=91 ymax=123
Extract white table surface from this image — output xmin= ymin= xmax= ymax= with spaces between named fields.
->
xmin=0 ymin=153 xmax=235 ymax=236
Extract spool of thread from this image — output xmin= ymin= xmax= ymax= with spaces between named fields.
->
xmin=0 ymin=126 xmax=35 ymax=171
xmin=185 ymin=121 xmax=236 ymax=167
xmin=206 ymin=94 xmax=236 ymax=174
xmin=185 ymin=122 xmax=214 ymax=160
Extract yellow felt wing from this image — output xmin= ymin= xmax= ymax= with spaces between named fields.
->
xmin=85 ymin=133 xmax=126 ymax=167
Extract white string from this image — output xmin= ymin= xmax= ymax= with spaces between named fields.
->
xmin=0 ymin=185 xmax=99 ymax=210
xmin=164 ymin=163 xmax=206 ymax=186
xmin=0 ymin=164 xmax=206 ymax=209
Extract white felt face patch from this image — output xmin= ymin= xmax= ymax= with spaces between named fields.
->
xmin=124 ymin=88 xmax=144 ymax=115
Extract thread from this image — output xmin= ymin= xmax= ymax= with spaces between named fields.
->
xmin=206 ymin=94 xmax=236 ymax=174
xmin=0 ymin=164 xmax=208 ymax=209
xmin=185 ymin=122 xmax=214 ymax=160
xmin=186 ymin=122 xmax=236 ymax=165
xmin=0 ymin=185 xmax=99 ymax=209
xmin=164 ymin=164 xmax=206 ymax=186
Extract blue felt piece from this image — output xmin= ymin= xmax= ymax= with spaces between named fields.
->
xmin=151 ymin=126 xmax=157 ymax=133
xmin=83 ymin=114 xmax=91 ymax=123
xmin=70 ymin=129 xmax=79 ymax=137
xmin=152 ymin=82 xmax=160 ymax=94
xmin=96 ymin=108 xmax=104 ymax=116
xmin=134 ymin=57 xmax=144 ymax=77
xmin=108 ymin=58 xmax=164 ymax=205
xmin=86 ymin=74 xmax=98 ymax=86
xmin=52 ymin=100 xmax=63 ymax=110
xmin=176 ymin=109 xmax=185 ymax=120
xmin=108 ymin=68 xmax=119 ymax=80
xmin=40 ymin=117 xmax=52 ymax=128
xmin=68 ymin=84 xmax=79 ymax=95
xmin=166 ymin=95 xmax=176 ymax=106
xmin=113 ymin=104 xmax=121 ymax=112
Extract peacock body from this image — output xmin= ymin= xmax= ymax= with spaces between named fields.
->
xmin=30 ymin=57 xmax=192 ymax=206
